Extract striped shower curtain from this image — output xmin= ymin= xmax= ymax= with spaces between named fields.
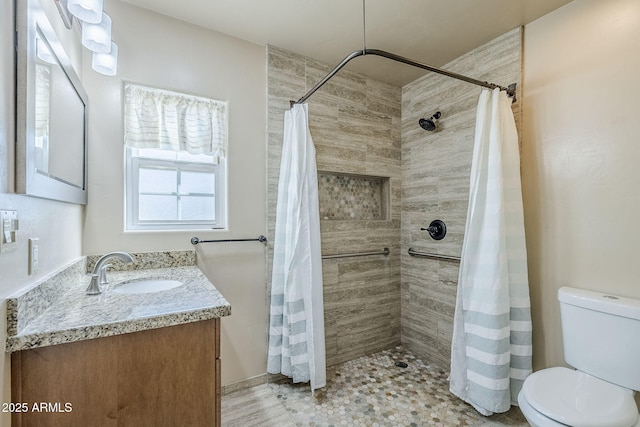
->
xmin=267 ymin=103 xmax=326 ymax=391
xmin=449 ymin=88 xmax=532 ymax=415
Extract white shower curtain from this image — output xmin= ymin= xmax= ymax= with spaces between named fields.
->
xmin=449 ymin=88 xmax=532 ymax=415
xmin=267 ymin=103 xmax=326 ymax=391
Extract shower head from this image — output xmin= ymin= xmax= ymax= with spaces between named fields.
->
xmin=419 ymin=111 xmax=442 ymax=132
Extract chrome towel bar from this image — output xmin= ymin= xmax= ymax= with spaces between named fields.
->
xmin=407 ymin=247 xmax=460 ymax=262
xmin=191 ymin=235 xmax=267 ymax=245
xmin=322 ymin=247 xmax=390 ymax=260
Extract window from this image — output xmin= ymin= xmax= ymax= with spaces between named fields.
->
xmin=124 ymin=83 xmax=227 ymax=230
xmin=126 ymin=148 xmax=226 ymax=230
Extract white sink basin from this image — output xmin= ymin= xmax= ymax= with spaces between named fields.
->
xmin=113 ymin=279 xmax=183 ymax=294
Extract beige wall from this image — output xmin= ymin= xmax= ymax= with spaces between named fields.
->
xmin=81 ymin=1 xmax=267 ymax=386
xmin=0 ymin=1 xmax=85 ymax=426
xmin=522 ymin=0 xmax=640 ymax=371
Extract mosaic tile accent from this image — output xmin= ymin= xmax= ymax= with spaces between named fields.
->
xmin=222 ymin=346 xmax=528 ymax=427
xmin=318 ymin=173 xmax=386 ymax=220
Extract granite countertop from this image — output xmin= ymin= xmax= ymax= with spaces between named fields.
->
xmin=5 ymin=251 xmax=231 ymax=353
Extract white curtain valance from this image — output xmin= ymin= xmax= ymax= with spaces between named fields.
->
xmin=124 ymin=83 xmax=227 ymax=157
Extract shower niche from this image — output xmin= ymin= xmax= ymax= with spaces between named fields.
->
xmin=317 ymin=172 xmax=390 ymax=221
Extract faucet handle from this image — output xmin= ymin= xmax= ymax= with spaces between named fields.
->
xmin=86 ymin=274 xmax=102 ymax=295
xmin=98 ymin=263 xmax=113 ymax=285
xmin=87 ymin=251 xmax=134 ymax=296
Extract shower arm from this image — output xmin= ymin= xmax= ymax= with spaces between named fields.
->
xmin=289 ymin=48 xmax=517 ymax=108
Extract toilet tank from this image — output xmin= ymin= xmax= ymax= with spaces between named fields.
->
xmin=558 ymin=286 xmax=640 ymax=391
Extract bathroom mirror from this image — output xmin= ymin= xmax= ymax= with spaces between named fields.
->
xmin=15 ymin=0 xmax=88 ymax=204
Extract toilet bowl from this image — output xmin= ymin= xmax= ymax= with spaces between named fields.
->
xmin=518 ymin=367 xmax=639 ymax=427
xmin=518 ymin=287 xmax=640 ymax=427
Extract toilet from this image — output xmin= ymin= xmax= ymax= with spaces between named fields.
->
xmin=518 ymin=287 xmax=640 ymax=427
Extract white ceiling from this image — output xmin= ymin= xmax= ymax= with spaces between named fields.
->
xmin=120 ymin=0 xmax=573 ymax=86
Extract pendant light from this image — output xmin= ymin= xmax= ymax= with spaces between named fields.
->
xmin=66 ymin=0 xmax=103 ymax=24
xmin=82 ymin=12 xmax=112 ymax=53
xmin=35 ymin=37 xmax=57 ymax=64
xmin=92 ymin=41 xmax=118 ymax=76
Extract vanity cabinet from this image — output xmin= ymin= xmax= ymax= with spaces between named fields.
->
xmin=11 ymin=318 xmax=221 ymax=427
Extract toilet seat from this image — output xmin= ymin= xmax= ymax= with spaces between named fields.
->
xmin=518 ymin=391 xmax=567 ymax=427
xmin=522 ymin=367 xmax=639 ymax=427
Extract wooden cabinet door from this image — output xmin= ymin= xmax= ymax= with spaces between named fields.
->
xmin=116 ymin=320 xmax=218 ymax=426
xmin=12 ymin=319 xmax=220 ymax=427
xmin=11 ymin=336 xmax=118 ymax=427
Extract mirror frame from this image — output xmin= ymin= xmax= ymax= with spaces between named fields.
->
xmin=15 ymin=0 xmax=88 ymax=205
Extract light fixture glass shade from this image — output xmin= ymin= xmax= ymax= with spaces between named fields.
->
xmin=66 ymin=0 xmax=104 ymax=24
xmin=82 ymin=13 xmax=112 ymax=53
xmin=36 ymin=37 xmax=57 ymax=65
xmin=92 ymin=41 xmax=118 ymax=76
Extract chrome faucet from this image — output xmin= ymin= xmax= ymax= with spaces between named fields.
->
xmin=86 ymin=251 xmax=134 ymax=295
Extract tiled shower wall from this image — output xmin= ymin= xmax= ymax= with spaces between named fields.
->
xmin=266 ymin=27 xmax=522 ymax=372
xmin=267 ymin=46 xmax=402 ymax=367
xmin=400 ymin=28 xmax=523 ymax=370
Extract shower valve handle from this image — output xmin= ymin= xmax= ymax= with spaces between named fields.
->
xmin=421 ymin=220 xmax=447 ymax=240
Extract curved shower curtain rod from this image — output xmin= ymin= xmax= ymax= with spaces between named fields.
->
xmin=289 ymin=48 xmax=517 ymax=107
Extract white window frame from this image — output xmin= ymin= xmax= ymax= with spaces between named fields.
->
xmin=125 ymin=147 xmax=227 ymax=231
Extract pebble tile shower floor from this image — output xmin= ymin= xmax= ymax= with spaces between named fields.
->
xmin=222 ymin=346 xmax=528 ymax=426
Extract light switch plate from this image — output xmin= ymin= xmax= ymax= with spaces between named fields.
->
xmin=0 ymin=210 xmax=18 ymax=253
xmin=29 ymin=238 xmax=39 ymax=274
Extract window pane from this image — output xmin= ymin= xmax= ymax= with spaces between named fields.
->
xmin=181 ymin=171 xmax=215 ymax=194
xmin=139 ymin=195 xmax=177 ymax=220
xmin=139 ymin=167 xmax=176 ymax=194
xmin=181 ymin=196 xmax=215 ymax=220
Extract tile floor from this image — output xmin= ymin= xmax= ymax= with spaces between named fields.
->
xmin=222 ymin=346 xmax=529 ymax=426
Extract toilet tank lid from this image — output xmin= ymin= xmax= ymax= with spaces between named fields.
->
xmin=558 ymin=287 xmax=640 ymax=320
